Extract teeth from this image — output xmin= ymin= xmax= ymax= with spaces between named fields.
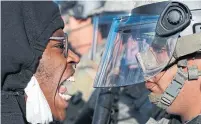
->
xmin=60 ymin=76 xmax=75 ymax=86
xmin=59 ymin=93 xmax=72 ymax=101
xmin=66 ymin=76 xmax=75 ymax=82
xmin=60 ymin=76 xmax=75 ymax=96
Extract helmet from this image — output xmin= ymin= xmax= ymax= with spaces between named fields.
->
xmin=90 ymin=1 xmax=137 ymax=60
xmin=90 ymin=1 xmax=156 ymax=60
xmin=56 ymin=1 xmax=151 ymax=61
xmin=93 ymin=1 xmax=201 ymax=109
xmin=57 ymin=1 xmax=105 ymax=19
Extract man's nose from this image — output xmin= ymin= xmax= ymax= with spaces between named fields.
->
xmin=66 ymin=50 xmax=80 ymax=64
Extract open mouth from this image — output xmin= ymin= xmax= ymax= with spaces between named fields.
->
xmin=58 ymin=76 xmax=75 ymax=101
xmin=59 ymin=93 xmax=72 ymax=101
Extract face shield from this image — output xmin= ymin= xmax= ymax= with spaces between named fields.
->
xmin=90 ymin=12 xmax=130 ymax=60
xmin=94 ymin=15 xmax=179 ymax=87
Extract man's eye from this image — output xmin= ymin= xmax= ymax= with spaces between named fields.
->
xmin=155 ymin=48 xmax=166 ymax=53
xmin=54 ymin=43 xmax=65 ymax=50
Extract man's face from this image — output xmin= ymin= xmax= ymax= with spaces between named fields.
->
xmin=145 ymin=65 xmax=183 ymax=115
xmin=65 ymin=16 xmax=81 ymax=49
xmin=63 ymin=16 xmax=93 ymax=55
xmin=145 ymin=58 xmax=201 ymax=116
xmin=34 ymin=29 xmax=80 ymax=120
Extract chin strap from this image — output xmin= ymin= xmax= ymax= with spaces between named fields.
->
xmin=156 ymin=59 xmax=201 ymax=109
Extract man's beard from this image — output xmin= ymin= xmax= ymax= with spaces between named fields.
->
xmin=34 ymin=61 xmax=63 ymax=120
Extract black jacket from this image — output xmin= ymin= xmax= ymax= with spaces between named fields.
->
xmin=1 ymin=1 xmax=64 ymax=124
xmin=186 ymin=115 xmax=201 ymax=124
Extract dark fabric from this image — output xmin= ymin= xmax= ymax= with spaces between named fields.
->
xmin=150 ymin=106 xmax=182 ymax=124
xmin=1 ymin=1 xmax=64 ymax=124
xmin=65 ymin=89 xmax=99 ymax=124
xmin=74 ymin=86 xmax=152 ymax=124
xmin=186 ymin=115 xmax=201 ymax=124
xmin=168 ymin=115 xmax=182 ymax=124
xmin=1 ymin=1 xmax=64 ymax=90
xmin=74 ymin=90 xmax=99 ymax=124
xmin=64 ymin=91 xmax=98 ymax=124
xmin=1 ymin=91 xmax=28 ymax=124
xmin=64 ymin=92 xmax=87 ymax=124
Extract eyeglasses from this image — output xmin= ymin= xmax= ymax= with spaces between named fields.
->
xmin=49 ymin=33 xmax=68 ymax=58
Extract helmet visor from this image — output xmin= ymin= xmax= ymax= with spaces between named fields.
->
xmin=91 ymin=13 xmax=130 ymax=60
xmin=94 ymin=15 xmax=179 ymax=87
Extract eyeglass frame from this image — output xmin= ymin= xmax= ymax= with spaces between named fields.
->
xmin=49 ymin=33 xmax=68 ymax=58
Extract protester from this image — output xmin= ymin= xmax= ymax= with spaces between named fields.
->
xmin=1 ymin=1 xmax=79 ymax=123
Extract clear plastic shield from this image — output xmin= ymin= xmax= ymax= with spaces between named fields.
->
xmin=91 ymin=12 xmax=130 ymax=60
xmin=94 ymin=15 xmax=179 ymax=87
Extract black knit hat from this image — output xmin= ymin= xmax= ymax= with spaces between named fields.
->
xmin=1 ymin=1 xmax=64 ymax=91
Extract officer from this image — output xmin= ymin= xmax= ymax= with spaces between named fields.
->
xmin=93 ymin=1 xmax=201 ymax=124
